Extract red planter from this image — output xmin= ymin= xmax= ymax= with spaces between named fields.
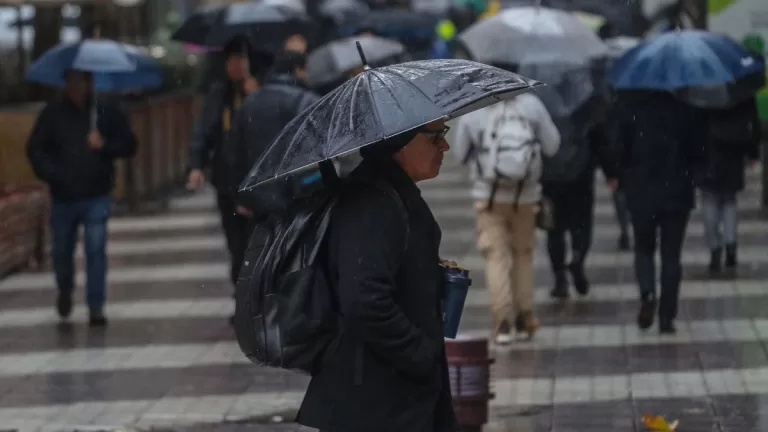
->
xmin=0 ymin=183 xmax=49 ymax=276
xmin=445 ymin=336 xmax=495 ymax=432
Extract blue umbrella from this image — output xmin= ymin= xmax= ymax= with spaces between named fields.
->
xmin=609 ymin=30 xmax=765 ymax=90
xmin=25 ymin=39 xmax=164 ymax=92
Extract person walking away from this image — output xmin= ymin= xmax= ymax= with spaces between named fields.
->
xmin=589 ymin=109 xmax=631 ymax=250
xmin=185 ymin=38 xmax=270 ymax=321
xmin=612 ymin=91 xmax=706 ymax=334
xmin=222 ymin=49 xmax=320 ymax=223
xmin=696 ymin=97 xmax=761 ymax=275
xmin=26 ymin=71 xmax=136 ymax=326
xmin=453 ymin=92 xmax=560 ymax=343
xmin=298 ymin=120 xmax=457 ymax=432
xmin=542 ymin=101 xmax=617 ymax=300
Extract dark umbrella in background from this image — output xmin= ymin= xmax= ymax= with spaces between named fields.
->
xmin=239 ymin=45 xmax=540 ymax=199
xmin=347 ymin=9 xmax=439 ymax=40
xmin=306 ymin=35 xmax=405 ymax=88
xmin=170 ymin=3 xmax=223 ymax=45
xmin=171 ymin=2 xmax=310 ymax=49
xmin=319 ymin=0 xmax=370 ymax=22
xmin=609 ymin=30 xmax=767 ymax=109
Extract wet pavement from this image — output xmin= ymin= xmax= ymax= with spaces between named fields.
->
xmin=0 ymin=162 xmax=767 ymax=431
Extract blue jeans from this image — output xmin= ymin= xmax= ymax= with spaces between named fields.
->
xmin=50 ymin=195 xmax=111 ymax=311
xmin=699 ymin=189 xmax=737 ymax=250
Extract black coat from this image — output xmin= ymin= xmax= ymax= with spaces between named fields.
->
xmin=297 ymin=159 xmax=457 ymax=432
xmin=187 ymin=80 xmax=246 ymax=191
xmin=26 ymin=98 xmax=136 ymax=202
xmin=695 ymin=100 xmax=761 ymax=193
xmin=611 ymin=92 xmax=707 ymax=213
xmin=221 ymin=74 xmax=320 ymax=203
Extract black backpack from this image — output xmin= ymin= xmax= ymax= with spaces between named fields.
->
xmin=233 ymin=174 xmax=408 ymax=375
xmin=709 ymin=112 xmax=756 ymax=151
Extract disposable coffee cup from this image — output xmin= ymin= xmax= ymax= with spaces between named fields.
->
xmin=441 ymin=263 xmax=472 ymax=339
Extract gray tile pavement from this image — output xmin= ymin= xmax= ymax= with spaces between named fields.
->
xmin=0 ymin=161 xmax=766 ymax=431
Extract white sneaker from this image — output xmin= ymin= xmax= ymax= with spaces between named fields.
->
xmin=495 ymin=332 xmax=513 ymax=345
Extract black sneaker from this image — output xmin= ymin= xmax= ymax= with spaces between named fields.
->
xmin=708 ymin=248 xmax=722 ymax=275
xmin=57 ymin=292 xmax=73 ymax=319
xmin=637 ymin=296 xmax=656 ymax=330
xmin=569 ymin=262 xmax=590 ymax=296
xmin=618 ymin=233 xmax=631 ymax=251
xmin=549 ymin=272 xmax=569 ymax=299
xmin=659 ymin=319 xmax=676 ymax=334
xmin=89 ymin=310 xmax=108 ymax=327
xmin=725 ymin=244 xmax=737 ymax=269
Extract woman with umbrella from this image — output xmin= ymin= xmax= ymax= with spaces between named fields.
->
xmin=234 ymin=51 xmax=538 ymax=431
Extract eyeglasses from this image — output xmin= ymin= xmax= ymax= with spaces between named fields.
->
xmin=419 ymin=125 xmax=451 ymax=144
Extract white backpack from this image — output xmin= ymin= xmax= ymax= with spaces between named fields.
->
xmin=476 ymin=100 xmax=539 ymax=185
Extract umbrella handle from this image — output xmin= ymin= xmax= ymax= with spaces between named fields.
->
xmin=355 ymin=41 xmax=371 ymax=71
xmin=90 ymin=85 xmax=97 ymax=130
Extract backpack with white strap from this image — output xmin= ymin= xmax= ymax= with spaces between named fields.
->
xmin=475 ymin=98 xmax=540 ymax=206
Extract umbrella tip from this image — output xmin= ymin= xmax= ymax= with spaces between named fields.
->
xmin=355 ymin=41 xmax=371 ymax=71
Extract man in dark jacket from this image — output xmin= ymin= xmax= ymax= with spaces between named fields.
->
xmin=613 ymin=91 xmax=707 ymax=334
xmin=222 ymin=49 xmax=320 ymax=216
xmin=186 ymin=38 xmax=270 ymax=313
xmin=298 ymin=120 xmax=457 ymax=432
xmin=26 ymin=71 xmax=136 ymax=326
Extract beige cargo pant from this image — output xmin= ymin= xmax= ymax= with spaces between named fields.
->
xmin=474 ymin=201 xmax=537 ymax=335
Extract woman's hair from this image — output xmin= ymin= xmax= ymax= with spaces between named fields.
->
xmin=247 ymin=47 xmax=276 ymax=80
xmin=270 ymin=50 xmax=308 ymax=75
xmin=360 ymin=129 xmax=419 ymax=160
xmin=223 ymin=37 xmax=249 ymax=57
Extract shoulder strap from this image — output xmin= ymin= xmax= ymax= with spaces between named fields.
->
xmin=371 ymin=179 xmax=410 ymax=254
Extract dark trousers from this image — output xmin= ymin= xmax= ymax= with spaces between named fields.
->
xmin=613 ymin=188 xmax=631 ymax=236
xmin=216 ymin=193 xmax=251 ymax=287
xmin=51 ymin=195 xmax=111 ymax=311
xmin=543 ymin=172 xmax=595 ymax=272
xmin=631 ymin=209 xmax=690 ymax=321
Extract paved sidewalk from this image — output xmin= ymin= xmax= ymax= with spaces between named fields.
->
xmin=0 ymin=162 xmax=766 ymax=431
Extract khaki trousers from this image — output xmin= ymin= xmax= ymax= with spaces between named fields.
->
xmin=474 ymin=201 xmax=537 ymax=334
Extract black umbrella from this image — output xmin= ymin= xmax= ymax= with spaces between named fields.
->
xmin=351 ymin=9 xmax=439 ymax=40
xmin=172 ymin=2 xmax=310 ymax=48
xmin=320 ymin=0 xmax=370 ymax=21
xmin=170 ymin=4 xmax=223 ymax=45
xmin=239 ymin=44 xmax=540 ymax=194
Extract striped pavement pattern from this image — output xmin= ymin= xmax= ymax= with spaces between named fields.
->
xmin=0 ymin=162 xmax=766 ymax=431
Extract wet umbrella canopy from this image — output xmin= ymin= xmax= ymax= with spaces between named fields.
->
xmin=240 ymin=52 xmax=540 ymax=194
xmin=609 ymin=30 xmax=767 ymax=109
xmin=458 ymin=6 xmax=607 ymax=117
xmin=458 ymin=6 xmax=608 ymax=67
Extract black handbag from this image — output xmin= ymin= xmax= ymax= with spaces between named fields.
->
xmin=536 ymin=197 xmax=555 ymax=231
